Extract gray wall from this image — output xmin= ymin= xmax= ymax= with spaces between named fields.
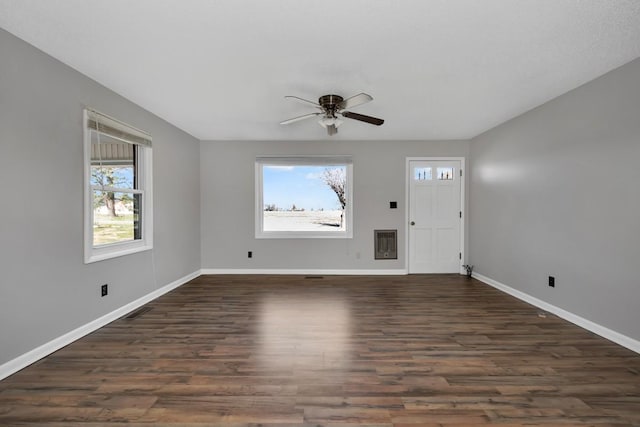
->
xmin=201 ymin=140 xmax=469 ymax=270
xmin=0 ymin=29 xmax=201 ymax=365
xmin=469 ymin=57 xmax=640 ymax=341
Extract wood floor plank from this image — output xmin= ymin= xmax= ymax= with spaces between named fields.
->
xmin=1 ymin=274 xmax=639 ymax=425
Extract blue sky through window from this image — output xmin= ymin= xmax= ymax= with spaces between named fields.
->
xmin=263 ymin=165 xmax=344 ymax=211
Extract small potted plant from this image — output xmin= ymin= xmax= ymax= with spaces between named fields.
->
xmin=462 ymin=264 xmax=474 ymax=277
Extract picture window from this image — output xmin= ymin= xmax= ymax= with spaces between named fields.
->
xmin=255 ymin=156 xmax=353 ymax=239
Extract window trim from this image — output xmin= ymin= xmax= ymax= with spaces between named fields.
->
xmin=83 ymin=109 xmax=153 ymax=263
xmin=255 ymin=156 xmax=353 ymax=239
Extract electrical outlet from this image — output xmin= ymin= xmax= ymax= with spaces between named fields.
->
xmin=248 ymin=251 xmax=252 ymax=258
xmin=548 ymin=276 xmax=555 ymax=288
xmin=101 ymin=284 xmax=108 ymax=297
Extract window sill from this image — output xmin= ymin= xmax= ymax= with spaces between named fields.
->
xmin=84 ymin=242 xmax=153 ymax=264
xmin=255 ymin=231 xmax=353 ymax=239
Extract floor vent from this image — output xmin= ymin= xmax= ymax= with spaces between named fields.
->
xmin=125 ymin=306 xmax=153 ymax=319
xmin=374 ymin=229 xmax=398 ymax=260
xmin=305 ymin=276 xmax=324 ymax=279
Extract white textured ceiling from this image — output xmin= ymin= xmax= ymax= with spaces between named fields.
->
xmin=1 ymin=0 xmax=640 ymax=141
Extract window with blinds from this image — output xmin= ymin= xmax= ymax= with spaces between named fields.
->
xmin=83 ymin=109 xmax=153 ymax=263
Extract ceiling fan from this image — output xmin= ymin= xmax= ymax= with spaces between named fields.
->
xmin=280 ymin=93 xmax=384 ymax=136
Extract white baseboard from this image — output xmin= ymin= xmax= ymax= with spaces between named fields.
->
xmin=0 ymin=270 xmax=201 ymax=381
xmin=473 ymin=272 xmax=640 ymax=354
xmin=200 ymin=268 xmax=408 ymax=275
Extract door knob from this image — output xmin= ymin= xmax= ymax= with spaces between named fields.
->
xmin=410 ymin=221 xmax=415 ymax=226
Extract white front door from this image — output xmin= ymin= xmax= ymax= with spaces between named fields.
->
xmin=408 ymin=160 xmax=461 ymax=273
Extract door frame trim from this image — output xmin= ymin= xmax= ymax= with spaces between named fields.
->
xmin=405 ymin=157 xmax=466 ymax=274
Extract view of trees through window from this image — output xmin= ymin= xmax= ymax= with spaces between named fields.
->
xmin=90 ymin=135 xmax=140 ymax=246
xmin=262 ymin=165 xmax=348 ymax=232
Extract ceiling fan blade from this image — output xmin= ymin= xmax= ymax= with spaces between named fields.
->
xmin=327 ymin=124 xmax=338 ymax=136
xmin=338 ymin=93 xmax=373 ymax=110
xmin=280 ymin=112 xmax=321 ymax=125
xmin=341 ymin=111 xmax=384 ymax=126
xmin=284 ymin=95 xmax=322 ymax=108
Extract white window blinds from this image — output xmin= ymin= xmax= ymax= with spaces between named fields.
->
xmin=86 ymin=109 xmax=152 ymax=147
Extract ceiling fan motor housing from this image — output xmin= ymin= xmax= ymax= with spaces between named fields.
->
xmin=319 ymin=94 xmax=344 ymax=117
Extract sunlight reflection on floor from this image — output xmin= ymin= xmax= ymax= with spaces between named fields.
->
xmin=258 ymin=294 xmax=352 ymax=372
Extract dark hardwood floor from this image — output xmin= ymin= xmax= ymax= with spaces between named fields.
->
xmin=1 ymin=274 xmax=639 ymax=426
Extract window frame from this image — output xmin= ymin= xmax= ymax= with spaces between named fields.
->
xmin=255 ymin=156 xmax=353 ymax=239
xmin=83 ymin=109 xmax=153 ymax=263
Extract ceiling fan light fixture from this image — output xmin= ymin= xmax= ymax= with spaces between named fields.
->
xmin=318 ymin=116 xmax=336 ymax=128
